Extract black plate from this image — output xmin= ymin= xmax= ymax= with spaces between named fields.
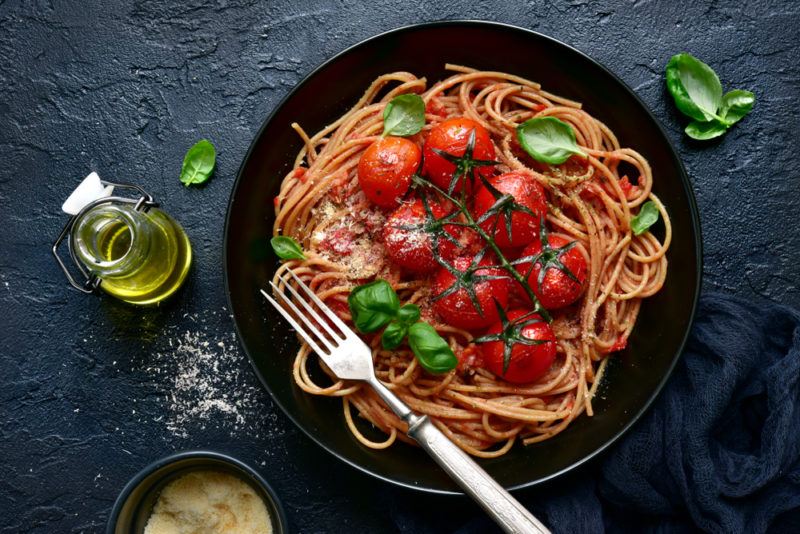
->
xmin=224 ymin=21 xmax=702 ymax=494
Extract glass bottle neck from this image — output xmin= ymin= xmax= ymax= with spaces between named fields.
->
xmin=71 ymin=203 xmax=153 ymax=278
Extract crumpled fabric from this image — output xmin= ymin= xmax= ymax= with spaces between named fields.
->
xmin=390 ymin=293 xmax=800 ymax=533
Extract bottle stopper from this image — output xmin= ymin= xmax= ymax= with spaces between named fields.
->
xmin=62 ymin=172 xmax=115 ymax=215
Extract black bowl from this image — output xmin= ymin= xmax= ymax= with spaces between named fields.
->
xmin=106 ymin=450 xmax=288 ymax=533
xmin=224 ymin=21 xmax=702 ymax=494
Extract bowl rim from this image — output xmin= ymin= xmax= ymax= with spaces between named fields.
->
xmin=106 ymin=449 xmax=289 ymax=534
xmin=223 ymin=19 xmax=703 ymax=495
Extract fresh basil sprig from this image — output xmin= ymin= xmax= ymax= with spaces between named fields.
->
xmin=382 ymin=304 xmax=420 ymax=350
xmin=665 ymin=53 xmax=755 ymax=140
xmin=382 ymin=94 xmax=425 ymax=137
xmin=347 ymin=280 xmax=400 ymax=333
xmin=631 ymin=201 xmax=660 ymax=236
xmin=719 ymin=89 xmax=755 ymax=125
xmin=396 ymin=303 xmax=421 ymax=324
xmin=684 ymin=120 xmax=728 ymax=141
xmin=407 ymin=322 xmax=458 ymax=374
xmin=180 ymin=139 xmax=216 ymax=186
xmin=270 ymin=236 xmax=305 ymax=260
xmin=348 ymin=279 xmax=456 ymax=373
xmin=381 ymin=321 xmax=409 ymax=350
xmin=516 ymin=117 xmax=585 ymax=165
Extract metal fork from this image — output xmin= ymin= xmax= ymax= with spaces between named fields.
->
xmin=262 ymin=269 xmax=550 ymax=534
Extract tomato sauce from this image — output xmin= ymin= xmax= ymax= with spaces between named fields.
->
xmin=618 ymin=176 xmax=640 ymax=200
xmin=607 ymin=335 xmax=628 ymax=353
xmin=320 ymin=227 xmax=356 ymax=256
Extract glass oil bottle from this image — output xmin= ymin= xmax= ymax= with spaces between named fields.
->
xmin=54 ymin=174 xmax=192 ymax=305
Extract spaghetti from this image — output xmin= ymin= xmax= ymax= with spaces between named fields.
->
xmin=272 ymin=65 xmax=670 ymax=457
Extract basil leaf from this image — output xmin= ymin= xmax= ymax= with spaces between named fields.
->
xmin=270 ymin=236 xmax=305 ymax=260
xmin=180 ymin=139 xmax=216 ymax=186
xmin=347 ymin=280 xmax=400 ymax=333
xmin=685 ymin=119 xmax=728 ymax=140
xmin=516 ymin=117 xmax=585 ymax=165
xmin=407 ymin=322 xmax=457 ymax=374
xmin=381 ymin=320 xmax=408 ymax=350
xmin=665 ymin=53 xmax=723 ymax=122
xmin=719 ymin=89 xmax=755 ymax=126
xmin=396 ymin=304 xmax=420 ymax=326
xmin=382 ymin=94 xmax=425 ymax=137
xmin=631 ymin=201 xmax=660 ymax=236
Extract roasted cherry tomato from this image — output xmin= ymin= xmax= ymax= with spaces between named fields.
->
xmin=422 ymin=117 xmax=496 ymax=194
xmin=516 ymin=231 xmax=588 ymax=310
xmin=383 ymin=198 xmax=459 ymax=273
xmin=480 ymin=309 xmax=557 ymax=384
xmin=472 ymin=171 xmax=548 ymax=249
xmin=357 ymin=136 xmax=421 ymax=208
xmin=432 ymin=254 xmax=510 ymax=330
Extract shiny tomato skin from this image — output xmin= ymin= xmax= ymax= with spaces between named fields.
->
xmin=473 ymin=172 xmax=548 ymax=249
xmin=358 ymin=136 xmax=421 ymax=208
xmin=432 ymin=255 xmax=510 ymax=330
xmin=517 ymin=234 xmax=588 ymax=310
xmin=383 ymin=198 xmax=459 ymax=273
xmin=480 ymin=309 xmax=557 ymax=384
xmin=422 ymin=117 xmax=495 ymax=194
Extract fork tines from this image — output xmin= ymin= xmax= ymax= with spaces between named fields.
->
xmin=261 ymin=270 xmax=349 ymax=356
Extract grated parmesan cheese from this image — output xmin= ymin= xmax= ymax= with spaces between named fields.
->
xmin=144 ymin=470 xmax=272 ymax=534
xmin=138 ymin=310 xmax=280 ymax=441
xmin=311 ymin=199 xmax=387 ymax=279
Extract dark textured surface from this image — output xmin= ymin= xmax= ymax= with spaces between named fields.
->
xmin=0 ymin=1 xmax=798 ymax=533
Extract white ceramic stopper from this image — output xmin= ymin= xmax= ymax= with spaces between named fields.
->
xmin=62 ymin=172 xmax=115 ymax=215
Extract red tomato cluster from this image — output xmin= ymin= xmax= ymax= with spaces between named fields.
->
xmin=356 ymin=115 xmax=589 ymax=385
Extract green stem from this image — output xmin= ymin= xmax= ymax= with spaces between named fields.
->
xmin=419 ymin=177 xmax=552 ymax=322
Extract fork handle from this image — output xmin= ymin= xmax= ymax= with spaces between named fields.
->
xmin=367 ymin=378 xmax=550 ymax=534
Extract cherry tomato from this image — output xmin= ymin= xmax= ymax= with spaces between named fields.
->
xmin=432 ymin=254 xmax=510 ymax=330
xmin=383 ymin=198 xmax=459 ymax=273
xmin=357 ymin=136 xmax=421 ymax=208
xmin=422 ymin=117 xmax=496 ymax=194
xmin=472 ymin=171 xmax=548 ymax=249
xmin=516 ymin=233 xmax=588 ymax=310
xmin=480 ymin=309 xmax=557 ymax=384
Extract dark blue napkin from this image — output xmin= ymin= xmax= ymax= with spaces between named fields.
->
xmin=392 ymin=293 xmax=800 ymax=533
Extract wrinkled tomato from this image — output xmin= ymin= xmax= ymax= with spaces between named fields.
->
xmin=383 ymin=198 xmax=459 ymax=273
xmin=422 ymin=117 xmax=495 ymax=194
xmin=358 ymin=136 xmax=420 ymax=208
xmin=432 ymin=254 xmax=510 ymax=330
xmin=480 ymin=309 xmax=557 ymax=384
xmin=472 ymin=172 xmax=548 ymax=249
xmin=516 ymin=233 xmax=587 ymax=310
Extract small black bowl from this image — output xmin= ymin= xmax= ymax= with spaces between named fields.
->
xmin=106 ymin=450 xmax=288 ymax=534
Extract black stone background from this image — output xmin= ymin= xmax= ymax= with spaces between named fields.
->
xmin=1 ymin=1 xmax=799 ymax=532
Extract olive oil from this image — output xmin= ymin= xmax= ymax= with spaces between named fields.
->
xmin=101 ymin=222 xmax=132 ymax=262
xmin=71 ymin=204 xmax=191 ymax=305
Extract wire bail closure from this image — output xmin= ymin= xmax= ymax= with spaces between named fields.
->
xmin=52 ymin=181 xmax=159 ymax=294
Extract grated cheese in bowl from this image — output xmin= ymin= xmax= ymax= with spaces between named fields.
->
xmin=144 ymin=470 xmax=273 ymax=534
